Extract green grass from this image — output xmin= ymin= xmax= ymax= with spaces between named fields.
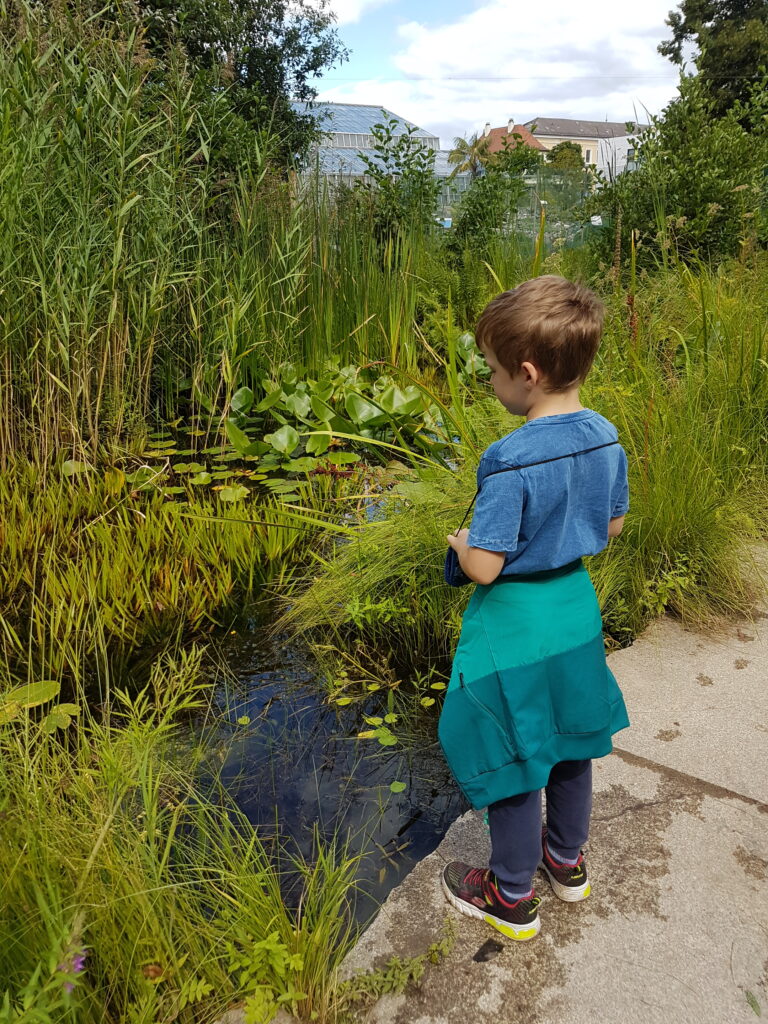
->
xmin=0 ymin=646 xmax=361 ymax=1024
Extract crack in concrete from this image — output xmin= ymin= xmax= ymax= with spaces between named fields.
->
xmin=613 ymin=747 xmax=768 ymax=813
xmin=592 ymin=795 xmax=682 ymax=824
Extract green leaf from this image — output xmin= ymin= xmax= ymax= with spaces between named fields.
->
xmin=62 ymin=460 xmax=91 ymax=476
xmin=225 ymin=418 xmax=261 ymax=457
xmin=125 ymin=467 xmax=164 ymax=487
xmin=377 ymin=733 xmax=398 ymax=747
xmin=749 ymin=991 xmax=765 ymax=1015
xmin=746 ymin=991 xmax=762 ymax=1017
xmin=310 ymin=396 xmax=335 ymax=421
xmin=0 ymin=703 xmax=20 ymax=725
xmin=284 ymin=391 xmax=312 ymax=420
xmin=375 ymin=383 xmax=409 ymax=416
xmin=364 ymin=716 xmax=383 ymax=726
xmin=2 ymin=680 xmax=60 ymax=710
xmin=219 ymin=485 xmax=250 ymax=502
xmin=264 ymin=424 xmax=300 ymax=456
xmin=41 ymin=709 xmax=74 ymax=733
xmin=237 ymin=715 xmax=251 ymax=726
xmin=231 ymin=387 xmax=255 ymax=415
xmin=384 ymin=713 xmax=398 ymax=724
xmin=334 ymin=697 xmax=353 ymax=706
xmin=255 ymin=387 xmax=285 ymax=413
xmin=55 ymin=703 xmax=79 ymax=715
xmin=420 ymin=697 xmax=436 ymax=708
xmin=345 ymin=392 xmax=387 ymax=427
xmin=326 ymin=452 xmax=361 ymax=466
xmin=389 ymin=781 xmax=406 ymax=793
xmin=280 ymin=456 xmax=319 ymax=473
xmin=190 ymin=472 xmax=212 ymax=486
xmin=305 ymin=425 xmax=332 ymax=455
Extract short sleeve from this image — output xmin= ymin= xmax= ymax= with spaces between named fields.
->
xmin=610 ymin=446 xmax=629 ymax=517
xmin=467 ymin=457 xmax=524 ymax=553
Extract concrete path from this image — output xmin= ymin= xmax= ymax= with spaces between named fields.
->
xmin=342 ymin=589 xmax=768 ymax=1023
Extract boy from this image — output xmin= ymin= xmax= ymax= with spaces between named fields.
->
xmin=439 ymin=275 xmax=630 ymax=941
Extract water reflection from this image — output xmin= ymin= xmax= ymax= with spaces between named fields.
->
xmin=200 ymin=625 xmax=466 ymax=925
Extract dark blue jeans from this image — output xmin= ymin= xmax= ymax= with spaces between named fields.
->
xmin=488 ymin=759 xmax=592 ymax=890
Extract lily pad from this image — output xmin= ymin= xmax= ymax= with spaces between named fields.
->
xmin=264 ymin=424 xmax=300 ymax=456
xmin=62 ymin=460 xmax=92 ymax=476
xmin=219 ymin=484 xmax=249 ymax=502
xmin=3 ymin=679 xmax=60 ymax=709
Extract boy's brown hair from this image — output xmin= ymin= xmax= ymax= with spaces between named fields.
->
xmin=475 ymin=275 xmax=604 ymax=391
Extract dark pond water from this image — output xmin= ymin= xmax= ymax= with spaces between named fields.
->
xmin=196 ymin=619 xmax=467 ymax=925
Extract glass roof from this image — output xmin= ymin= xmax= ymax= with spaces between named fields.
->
xmin=291 ymin=101 xmax=437 ymax=141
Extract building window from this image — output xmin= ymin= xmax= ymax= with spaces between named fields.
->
xmin=585 ymin=148 xmax=591 ymax=163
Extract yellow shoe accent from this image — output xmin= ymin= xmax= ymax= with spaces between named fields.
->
xmin=484 ymin=915 xmax=539 ymax=941
xmin=582 ymin=883 xmax=591 ymax=898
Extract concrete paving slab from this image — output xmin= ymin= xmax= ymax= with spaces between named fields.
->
xmin=607 ymin=605 xmax=768 ymax=804
xmin=343 ymin=751 xmax=768 ymax=1024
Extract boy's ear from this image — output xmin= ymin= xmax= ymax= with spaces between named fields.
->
xmin=520 ymin=360 xmax=540 ymax=387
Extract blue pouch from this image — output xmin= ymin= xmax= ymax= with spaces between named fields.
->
xmin=444 ymin=547 xmax=472 ymax=587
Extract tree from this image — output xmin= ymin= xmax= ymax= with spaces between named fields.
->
xmin=547 ymin=140 xmax=584 ymax=172
xmin=584 ymin=70 xmax=768 ymax=262
xmin=449 ymin=136 xmax=538 ymax=257
xmin=447 ymin=132 xmax=491 ymax=179
xmin=659 ymin=0 xmax=768 ymax=118
xmin=356 ymin=115 xmax=442 ymax=241
xmin=94 ymin=0 xmax=349 ymax=163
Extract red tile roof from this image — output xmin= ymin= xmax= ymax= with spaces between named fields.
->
xmin=485 ymin=124 xmax=547 ymax=154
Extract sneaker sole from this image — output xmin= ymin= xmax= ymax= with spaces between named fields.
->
xmin=441 ymin=874 xmax=541 ymax=941
xmin=539 ymin=860 xmax=591 ymax=902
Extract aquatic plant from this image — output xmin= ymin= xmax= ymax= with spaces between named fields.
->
xmin=0 ymin=646 xmax=360 ymax=1023
xmin=0 ymin=457 xmax=359 ymax=690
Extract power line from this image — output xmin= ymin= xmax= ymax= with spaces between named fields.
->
xmin=317 ymin=72 xmax=765 ymax=81
xmin=319 ymin=74 xmax=680 ymax=81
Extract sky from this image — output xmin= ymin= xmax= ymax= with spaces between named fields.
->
xmin=311 ymin=0 xmax=689 ymax=147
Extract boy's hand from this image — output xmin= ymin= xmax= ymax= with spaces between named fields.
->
xmin=446 ymin=529 xmax=505 ymax=585
xmin=446 ymin=528 xmax=470 ymax=552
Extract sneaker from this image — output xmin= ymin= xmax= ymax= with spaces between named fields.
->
xmin=539 ymin=829 xmax=591 ymax=902
xmin=441 ymin=862 xmax=541 ymax=941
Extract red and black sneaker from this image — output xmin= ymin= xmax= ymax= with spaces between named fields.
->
xmin=539 ymin=829 xmax=591 ymax=902
xmin=441 ymin=862 xmax=541 ymax=941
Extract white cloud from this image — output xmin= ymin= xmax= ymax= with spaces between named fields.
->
xmin=317 ymin=0 xmax=681 ymax=144
xmin=326 ymin=0 xmax=395 ymax=25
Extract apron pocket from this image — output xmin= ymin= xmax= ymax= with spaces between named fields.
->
xmin=546 ymin=634 xmax=612 ymax=735
xmin=438 ymin=670 xmax=518 ymax=785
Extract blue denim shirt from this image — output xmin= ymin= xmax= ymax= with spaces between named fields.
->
xmin=467 ymin=409 xmax=629 ymax=576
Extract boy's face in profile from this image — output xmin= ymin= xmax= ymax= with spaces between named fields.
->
xmin=479 ymin=341 xmax=534 ymax=417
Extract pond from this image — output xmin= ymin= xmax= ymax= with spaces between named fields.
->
xmin=196 ymin=617 xmax=467 ymax=926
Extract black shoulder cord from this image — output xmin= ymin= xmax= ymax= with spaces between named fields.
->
xmin=453 ymin=440 xmax=619 ymax=534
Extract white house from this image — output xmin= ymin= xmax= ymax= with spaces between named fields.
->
xmin=522 ymin=117 xmax=645 ymax=178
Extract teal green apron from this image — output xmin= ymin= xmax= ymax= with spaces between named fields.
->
xmin=438 ymin=559 xmax=629 ymax=809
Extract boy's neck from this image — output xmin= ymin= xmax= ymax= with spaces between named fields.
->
xmin=525 ymin=387 xmax=584 ymax=422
